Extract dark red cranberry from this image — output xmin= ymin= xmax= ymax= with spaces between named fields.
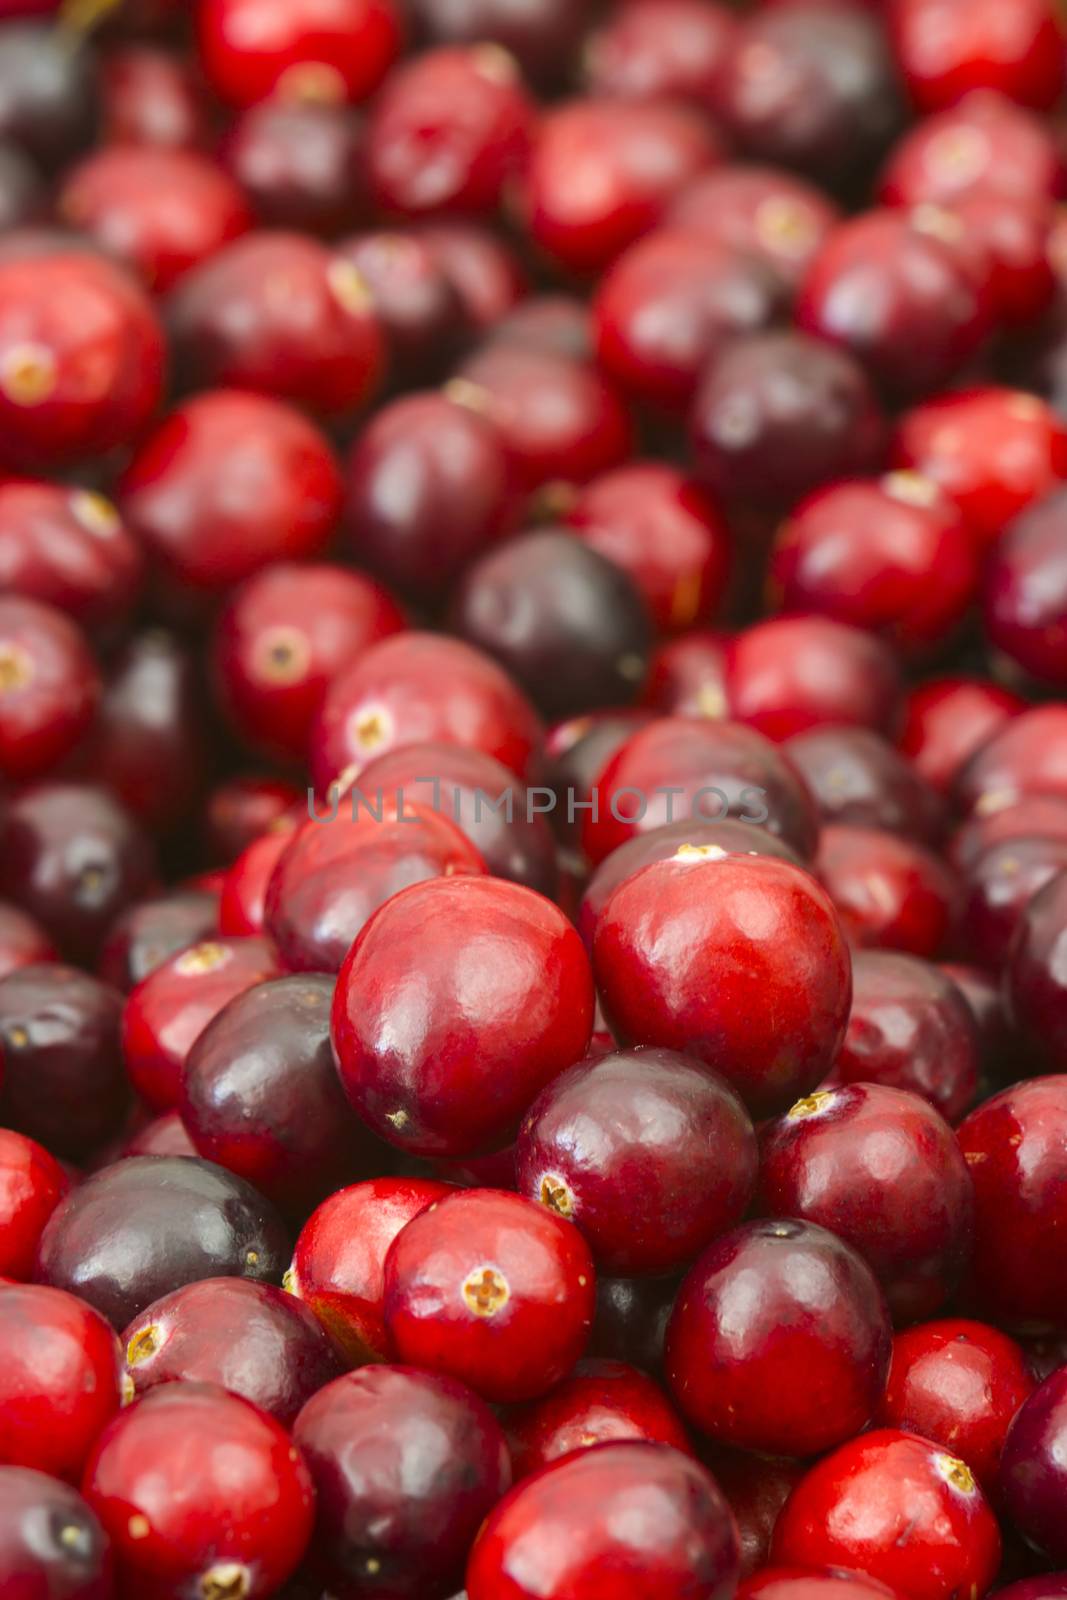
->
xmin=416 ymin=219 xmax=527 ymax=329
xmin=196 ymin=0 xmax=402 ymax=107
xmin=1008 ymin=871 xmax=1067 ymax=1068
xmin=203 ymin=774 xmax=302 ymax=865
xmin=940 ymin=962 xmax=1014 ymax=1084
xmin=0 ymin=481 xmax=142 ymax=634
xmin=990 ymin=1580 xmax=1067 ymax=1600
xmin=589 ymin=1273 xmax=678 ymax=1373
xmin=217 ymin=827 xmax=295 ymax=938
xmin=898 ymin=676 xmax=1025 ymax=795
xmin=584 ymin=0 xmax=736 ymax=103
xmin=772 ymin=1430 xmax=1001 ymax=1600
xmin=0 ymin=1465 xmax=111 ymax=1599
xmin=516 ymin=1048 xmax=756 ymax=1276
xmin=0 ymin=1129 xmax=68 ymax=1281
xmin=83 ymin=1381 xmax=314 ymax=1599
xmin=0 ymin=597 xmax=99 ymax=782
xmin=707 ymin=1450 xmax=805 ymax=1580
xmin=759 ymin=1082 xmax=974 ymax=1322
xmin=957 ymin=1076 xmax=1067 ymax=1331
xmin=221 ymin=100 xmax=370 ymax=236
xmin=521 ymin=97 xmax=720 ymax=276
xmin=0 ymin=143 xmax=42 ymax=232
xmin=643 ymin=634 xmax=731 ymax=726
xmin=1000 ymin=1366 xmax=1067 ymax=1562
xmin=122 ymin=1110 xmax=198 ymax=1161
xmin=725 ymin=616 xmax=902 ymax=741
xmin=797 ymin=210 xmax=993 ymax=401
xmin=490 ymin=293 xmax=592 ymax=360
xmin=505 ymin=1357 xmax=690 ymax=1479
xmin=287 ymin=1176 xmax=449 ymax=1365
xmin=814 ymin=824 xmax=959 ymax=958
xmin=332 ymin=875 xmax=593 ymax=1157
xmin=880 ymin=91 xmax=1062 ymax=210
xmin=36 ymin=1156 xmax=289 ymax=1329
xmin=666 ymin=1218 xmax=890 ymax=1456
xmin=101 ymin=44 xmax=209 ymax=152
xmin=0 ymin=903 xmax=53 ymax=982
xmin=876 ymin=1319 xmax=1034 ymax=1493
xmin=338 ymin=230 xmax=466 ymax=380
xmin=544 ymin=708 xmax=653 ymax=834
xmin=295 ymin=1364 xmax=510 ymax=1597
xmin=0 ymin=24 xmax=98 ymax=171
xmin=689 ymin=330 xmax=886 ymax=506
xmin=122 ymin=1277 xmax=340 ymax=1425
xmin=100 ymin=891 xmax=219 ymax=993
xmin=119 ymin=391 xmax=342 ymax=602
xmin=406 ymin=0 xmax=592 ymax=84
xmin=468 ymin=1440 xmax=739 ymax=1600
xmin=891 ymin=0 xmax=1065 ymax=112
xmin=956 ymin=706 xmax=1067 ymax=819
xmin=311 ymin=631 xmax=543 ymax=792
xmin=785 ymin=727 xmax=945 ymax=843
xmin=669 ymin=164 xmax=840 ymax=296
xmin=345 ymin=390 xmax=515 ymax=599
xmin=985 ymin=492 xmax=1067 ymax=686
xmin=963 ymin=835 xmax=1067 ymax=969
xmin=122 ymin=935 xmax=282 ymax=1113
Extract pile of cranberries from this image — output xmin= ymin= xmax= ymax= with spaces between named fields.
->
xmin=3 ymin=0 xmax=1067 ymax=1596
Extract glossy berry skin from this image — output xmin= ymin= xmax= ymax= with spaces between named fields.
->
xmin=83 ymin=1380 xmax=314 ymax=1600
xmin=516 ymin=1048 xmax=756 ymax=1277
xmin=99 ymin=890 xmax=219 ymax=993
xmin=417 ymin=218 xmax=527 ymax=329
xmin=466 ymin=1440 xmax=740 ymax=1600
xmin=221 ymin=100 xmax=369 ymax=236
xmin=740 ymin=1568 xmax=908 ymax=1600
xmin=0 ymin=1283 xmax=124 ymax=1483
xmin=287 ymin=1176 xmax=449 ymax=1365
xmin=898 ymin=677 xmax=1025 ymax=796
xmin=724 ymin=617 xmax=902 ymax=741
xmin=814 ymin=824 xmax=958 ymax=959
xmin=876 ymin=1320 xmax=1034 ymax=1493
xmin=952 ymin=792 xmax=1067 ymax=875
xmin=217 ymin=828 xmax=294 ymax=938
xmin=583 ymin=0 xmax=737 ymax=104
xmin=0 ymin=480 xmax=143 ymax=635
xmin=759 ymin=1084 xmax=973 ymax=1325
xmin=666 ymin=1219 xmax=891 ymax=1457
xmin=668 ymin=165 xmax=840 ymax=296
xmin=121 ymin=1111 xmax=198 ymax=1162
xmin=121 ymin=1277 xmax=340 ymax=1426
xmin=338 ymin=230 xmax=466 ymax=380
xmin=36 ymin=1156 xmax=289 ymax=1331
xmin=999 ymin=1367 xmax=1067 ymax=1562
xmin=772 ymin=1430 xmax=1002 ymax=1600
xmin=295 ymin=1364 xmax=510 ymax=1598
xmin=985 ymin=492 xmax=1067 ymax=686
xmin=504 ymin=1358 xmax=691 ymax=1479
xmin=0 ymin=1465 xmax=112 ymax=1600
xmin=0 ymin=596 xmax=99 ymax=782
xmin=785 ymin=727 xmax=945 ymax=845
xmin=956 ymin=1077 xmax=1067 ymax=1332
xmin=989 ymin=1581 xmax=1067 ymax=1600
xmin=196 ymin=0 xmax=402 ymax=108
xmin=594 ymin=851 xmax=850 ymax=1119
xmin=879 ymin=91 xmax=1062 ymax=211
xmin=890 ymin=0 xmax=1066 ymax=113
xmin=204 ymin=775 xmax=304 ymax=866
xmin=955 ymin=706 xmax=1067 ymax=819
xmin=383 ymin=1188 xmax=595 ymax=1404
xmin=333 ymin=876 xmax=593 ymax=1157
xmin=1008 ymin=872 xmax=1067 ymax=1068
xmin=0 ymin=1129 xmax=68 ymax=1281
xmin=962 ymin=835 xmax=1067 ymax=971
xmin=708 ymin=1452 xmax=805 ymax=1580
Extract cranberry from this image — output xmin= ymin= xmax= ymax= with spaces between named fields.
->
xmin=196 ymin=0 xmax=402 ymax=107
xmin=101 ymin=44 xmax=209 ymax=152
xmin=957 ymin=1077 xmax=1067 ymax=1331
xmin=490 ymin=293 xmax=593 ymax=361
xmin=964 ymin=835 xmax=1067 ymax=969
xmin=416 ymin=219 xmax=527 ymax=329
xmin=1000 ymin=1367 xmax=1067 ymax=1562
xmin=83 ymin=1380 xmax=314 ymax=1598
xmin=595 ymin=849 xmax=849 ymax=1118
xmin=203 ymin=774 xmax=302 ymax=865
xmin=940 ymin=962 xmax=1014 ymax=1084
xmin=122 ymin=935 xmax=282 ymax=1113
xmin=287 ymin=1176 xmax=450 ymax=1364
xmin=36 ymin=1155 xmax=289 ymax=1329
xmin=0 ymin=1129 xmax=67 ymax=1280
xmin=0 ymin=596 xmax=99 ymax=782
xmin=311 ymin=631 xmax=543 ymax=792
xmin=741 ymin=1574 xmax=910 ymax=1600
xmin=119 ymin=390 xmax=342 ymax=602
xmin=725 ymin=616 xmax=902 ymax=741
xmin=990 ymin=1581 xmax=1067 ymax=1600
xmin=100 ymin=890 xmax=219 ymax=992
xmin=0 ymin=1466 xmax=112 ymax=1600
xmin=338 ymin=230 xmax=466 ymax=380
xmin=0 ymin=903 xmax=53 ymax=983
xmin=333 ymin=875 xmax=593 ymax=1157
xmin=222 ymin=100 xmax=370 ymax=236
xmin=122 ymin=1277 xmax=339 ymax=1424
xmin=0 ymin=24 xmax=98 ymax=171
xmin=0 ymin=481 xmax=143 ymax=634
xmin=122 ymin=1111 xmax=198 ymax=1161
xmin=584 ymin=0 xmax=737 ymax=103
xmin=708 ymin=1450 xmax=806 ymax=1579
xmin=786 ymin=727 xmax=945 ymax=844
xmin=544 ymin=707 xmax=653 ymax=832
xmin=956 ymin=706 xmax=1067 ymax=818
xmin=668 ymin=165 xmax=841 ymax=295
xmin=892 ymin=388 xmax=1067 ymax=552
xmin=814 ymin=824 xmax=958 ymax=958
xmin=880 ymin=91 xmax=1062 ymax=210
xmin=891 ymin=0 xmax=1065 ymax=113
xmin=406 ymin=0 xmax=592 ymax=84
xmin=898 ymin=677 xmax=1026 ymax=796
xmin=985 ymin=492 xmax=1067 ymax=686
xmin=217 ymin=827 xmax=295 ymax=938
xmin=295 ymin=1364 xmax=510 ymax=1597
xmin=467 ymin=1440 xmax=739 ymax=1600
xmin=589 ymin=1273 xmax=678 ymax=1373
xmin=689 ymin=330 xmax=886 ymax=506
xmin=521 ymin=97 xmax=720 ymax=275
xmin=1008 ymin=871 xmax=1067 ymax=1068
xmin=944 ymin=189 xmax=1056 ymax=328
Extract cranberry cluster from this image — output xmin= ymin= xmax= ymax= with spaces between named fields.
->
xmin=1 ymin=0 xmax=1067 ymax=1597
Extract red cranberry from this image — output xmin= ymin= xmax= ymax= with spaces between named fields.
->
xmin=101 ymin=44 xmax=209 ymax=152
xmin=668 ymin=164 xmax=840 ymax=295
xmin=595 ymin=849 xmax=849 ymax=1118
xmin=584 ymin=0 xmax=737 ymax=103
xmin=36 ymin=1155 xmax=289 ymax=1329
xmin=196 ymin=0 xmax=402 ymax=107
xmin=505 ymin=1357 xmax=691 ymax=1479
xmin=204 ymin=774 xmax=303 ymax=866
xmin=943 ymin=188 xmax=1056 ymax=327
xmin=83 ymin=1380 xmax=314 ymax=1598
xmin=0 ymin=1465 xmax=112 ymax=1600
xmin=898 ymin=676 xmax=1025 ymax=795
xmin=122 ymin=1110 xmax=198 ymax=1161
xmin=122 ymin=1277 xmax=340 ymax=1425
xmin=708 ymin=1450 xmax=805 ymax=1579
xmin=814 ymin=824 xmax=958 ymax=958
xmin=786 ymin=727 xmax=945 ymax=844
xmin=689 ymin=330 xmax=886 ymax=506
xmin=100 ymin=891 xmax=219 ymax=992
xmin=383 ymin=1187 xmax=595 ymax=1403
xmin=416 ymin=219 xmax=527 ymax=329
xmin=222 ymin=100 xmax=370 ymax=236
xmin=956 ymin=706 xmax=1067 ymax=818
xmin=0 ymin=481 xmax=142 ymax=634
xmin=957 ymin=1076 xmax=1067 ymax=1331
xmin=521 ymin=97 xmax=720 ymax=276
xmin=891 ymin=0 xmax=1065 ymax=113
xmin=0 ymin=1128 xmax=68 ymax=1280
xmin=1000 ymin=1366 xmax=1067 ymax=1562
xmin=985 ymin=492 xmax=1067 ymax=686
xmin=892 ymin=388 xmax=1067 ymax=552
xmin=1008 ymin=871 xmax=1067 ymax=1068
xmin=490 ymin=293 xmax=593 ymax=361
xmin=287 ymin=1176 xmax=449 ymax=1365
xmin=880 ymin=91 xmax=1063 ymax=209
xmin=516 ymin=1047 xmax=756 ymax=1276
xmin=338 ymin=230 xmax=466 ymax=380
xmin=666 ymin=1218 xmax=890 ymax=1456
xmin=759 ymin=1083 xmax=974 ymax=1322
xmin=120 ymin=390 xmax=342 ymax=602
xmin=964 ymin=835 xmax=1067 ymax=970
xmin=544 ymin=707 xmax=653 ymax=831
xmin=940 ymin=962 xmax=1014 ymax=1084
xmin=0 ymin=596 xmax=99 ymax=782
xmin=876 ymin=1319 xmax=1035 ymax=1492
xmin=333 ymin=875 xmax=593 ymax=1157
xmin=0 ymin=24 xmax=98 ymax=172
xmin=725 ymin=617 xmax=902 ymax=741
xmin=406 ymin=0 xmax=592 ymax=84
xmin=217 ymin=827 xmax=296 ymax=938
xmin=295 ymin=1364 xmax=510 ymax=1597
xmin=990 ymin=1580 xmax=1067 ymax=1600
xmin=311 ymin=631 xmax=543 ymax=792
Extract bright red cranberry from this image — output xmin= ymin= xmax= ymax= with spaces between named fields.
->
xmin=892 ymin=388 xmax=1067 ymax=552
xmin=725 ymin=616 xmax=902 ymax=741
xmin=1008 ymin=871 xmax=1067 ymax=1068
xmin=0 ymin=481 xmax=142 ymax=634
xmin=786 ymin=727 xmax=945 ymax=844
xmin=287 ymin=1176 xmax=449 ymax=1365
xmin=595 ymin=849 xmax=849 ymax=1118
xmin=296 ymin=1364 xmax=510 ymax=1597
xmin=689 ymin=330 xmax=886 ymax=505
xmin=83 ymin=1380 xmax=313 ymax=1599
xmin=203 ymin=774 xmax=302 ymax=866
xmin=383 ymin=1188 xmax=595 ymax=1403
xmin=36 ymin=1155 xmax=289 ymax=1330
xmin=222 ymin=99 xmax=370 ymax=235
xmin=338 ymin=230 xmax=466 ymax=380
xmin=101 ymin=44 xmax=209 ymax=151
xmin=956 ymin=706 xmax=1067 ymax=819
xmin=876 ymin=1319 xmax=1034 ymax=1493
xmin=0 ymin=596 xmax=99 ymax=782
xmin=943 ymin=188 xmax=1056 ymax=327
xmin=583 ymin=0 xmax=736 ymax=102
xmin=891 ymin=0 xmax=1065 ymax=112
xmin=505 ymin=1356 xmax=691 ymax=1480
xmin=196 ymin=0 xmax=402 ymax=107
xmin=122 ymin=1277 xmax=339 ymax=1425
xmin=666 ymin=1218 xmax=890 ymax=1455
xmin=964 ymin=835 xmax=1067 ymax=970
xmin=957 ymin=1077 xmax=1067 ymax=1331
xmin=668 ymin=165 xmax=841 ymax=296
xmin=773 ymin=1429 xmax=1001 ymax=1600
xmin=708 ymin=1451 xmax=805 ymax=1579
xmin=521 ymin=97 xmax=720 ymax=276
xmin=0 ymin=1465 xmax=112 ymax=1600
xmin=333 ymin=875 xmax=593 ymax=1157
xmin=759 ymin=1083 xmax=974 ymax=1322
xmin=1000 ymin=1366 xmax=1067 ymax=1562
xmin=311 ymin=631 xmax=543 ymax=792
xmin=898 ymin=676 xmax=1025 ymax=795
xmin=0 ymin=24 xmax=98 ymax=172
xmin=416 ymin=219 xmax=527 ymax=329
xmin=985 ymin=492 xmax=1067 ymax=686
xmin=814 ymin=824 xmax=958 ymax=958
xmin=100 ymin=891 xmax=219 ymax=992
xmin=0 ymin=1129 xmax=68 ymax=1281
xmin=879 ymin=91 xmax=1063 ymax=209
xmin=406 ymin=0 xmax=592 ymax=83
xmin=120 ymin=392 xmax=341 ymax=607
xmin=217 ymin=827 xmax=295 ymax=939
